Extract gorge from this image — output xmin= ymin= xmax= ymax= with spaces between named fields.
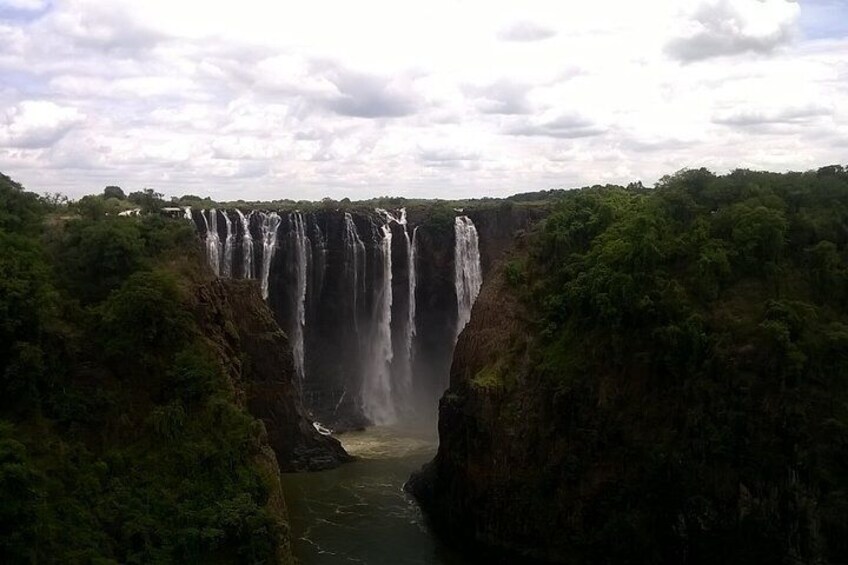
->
xmin=189 ymin=206 xmax=504 ymax=431
xmin=3 ymin=167 xmax=848 ymax=565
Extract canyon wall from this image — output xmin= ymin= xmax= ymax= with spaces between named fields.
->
xmin=190 ymin=204 xmax=542 ymax=430
xmin=193 ymin=278 xmax=350 ymax=471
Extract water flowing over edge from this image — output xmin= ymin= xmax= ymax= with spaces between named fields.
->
xmin=236 ymin=209 xmax=254 ymax=279
xmin=454 ymin=216 xmax=482 ymax=340
xmin=194 ymin=207 xmax=465 ymax=427
xmin=203 ymin=209 xmax=221 ymax=277
xmin=362 ymin=217 xmax=395 ymax=425
xmin=222 ymin=211 xmax=235 ymax=279
xmin=290 ymin=212 xmax=309 ymax=382
xmin=260 ymin=212 xmax=282 ymax=300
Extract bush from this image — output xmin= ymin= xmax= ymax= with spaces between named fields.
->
xmin=98 ymin=270 xmax=191 ymax=369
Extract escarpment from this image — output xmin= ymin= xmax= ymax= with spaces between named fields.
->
xmin=193 ymin=278 xmax=351 ymax=471
xmin=411 ymin=173 xmax=848 ymax=564
xmin=407 ymin=244 xmax=565 ymax=562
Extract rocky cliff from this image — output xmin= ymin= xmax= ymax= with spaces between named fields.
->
xmin=193 ymin=278 xmax=351 ymax=471
xmin=406 ymin=242 xmax=566 ymax=562
xmin=192 ymin=203 xmax=545 ymax=429
xmin=410 ymin=174 xmax=848 ymax=564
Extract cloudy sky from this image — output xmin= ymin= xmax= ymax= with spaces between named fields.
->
xmin=0 ymin=0 xmax=846 ymax=200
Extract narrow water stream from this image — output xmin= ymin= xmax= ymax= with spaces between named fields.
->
xmin=280 ymin=426 xmax=471 ymax=565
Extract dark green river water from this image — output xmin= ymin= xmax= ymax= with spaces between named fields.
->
xmin=280 ymin=426 xmax=471 ymax=565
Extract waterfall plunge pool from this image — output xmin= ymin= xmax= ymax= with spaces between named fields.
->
xmin=280 ymin=426 xmax=471 ymax=565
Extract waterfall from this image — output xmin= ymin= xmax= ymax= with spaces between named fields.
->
xmin=259 ymin=212 xmax=282 ymax=300
xmin=236 ymin=209 xmax=254 ymax=279
xmin=185 ymin=207 xmax=486 ymax=429
xmin=183 ymin=207 xmax=192 ymax=222
xmin=202 ymin=209 xmax=221 ymax=276
xmin=382 ymin=208 xmax=417 ymax=396
xmin=454 ymin=215 xmax=482 ymax=338
xmin=290 ymin=212 xmax=309 ymax=381
xmin=362 ymin=218 xmax=395 ymax=424
xmin=343 ymin=213 xmax=365 ymax=334
xmin=221 ymin=211 xmax=235 ymax=279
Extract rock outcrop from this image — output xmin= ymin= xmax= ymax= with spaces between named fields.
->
xmin=407 ymin=242 xmax=564 ymax=562
xmin=193 ymin=278 xmax=351 ymax=471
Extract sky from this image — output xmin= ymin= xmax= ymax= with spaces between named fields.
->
xmin=0 ymin=0 xmax=846 ymax=201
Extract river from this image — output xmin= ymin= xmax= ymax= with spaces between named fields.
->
xmin=280 ymin=426 xmax=471 ymax=565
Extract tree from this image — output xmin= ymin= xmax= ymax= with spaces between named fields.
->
xmin=103 ymin=186 xmax=126 ymax=200
xmin=58 ymin=218 xmax=144 ymax=302
xmin=74 ymin=195 xmax=106 ymax=221
xmin=128 ymin=189 xmax=165 ymax=213
xmin=98 ymin=270 xmax=191 ymax=370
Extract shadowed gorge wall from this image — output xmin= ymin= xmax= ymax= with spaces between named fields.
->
xmin=190 ymin=205 xmax=539 ymax=430
xmin=409 ymin=169 xmax=848 ymax=565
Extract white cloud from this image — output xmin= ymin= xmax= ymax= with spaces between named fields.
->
xmin=1 ymin=100 xmax=85 ymax=148
xmin=0 ymin=0 xmax=844 ymax=199
xmin=497 ymin=21 xmax=557 ymax=42
xmin=666 ymin=0 xmax=800 ymax=62
xmin=713 ymin=103 xmax=832 ymax=126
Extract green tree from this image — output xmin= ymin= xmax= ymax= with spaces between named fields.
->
xmin=98 ymin=270 xmax=191 ymax=369
xmin=58 ymin=218 xmax=144 ymax=302
xmin=103 ymin=185 xmax=126 ymax=200
xmin=128 ymin=188 xmax=165 ymax=213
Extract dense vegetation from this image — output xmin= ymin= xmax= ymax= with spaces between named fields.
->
xmin=499 ymin=166 xmax=848 ymax=562
xmin=0 ymin=175 xmax=284 ymax=563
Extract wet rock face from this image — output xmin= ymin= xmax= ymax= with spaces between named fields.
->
xmin=193 ymin=278 xmax=351 ymax=471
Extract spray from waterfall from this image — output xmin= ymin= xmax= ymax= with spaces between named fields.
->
xmin=290 ymin=212 xmax=309 ymax=381
xmin=362 ymin=217 xmax=395 ymax=424
xmin=202 ymin=209 xmax=222 ymax=276
xmin=454 ymin=216 xmax=482 ymax=339
xmin=221 ymin=211 xmax=235 ymax=279
xmin=259 ymin=212 xmax=282 ymax=300
xmin=236 ymin=210 xmax=254 ymax=279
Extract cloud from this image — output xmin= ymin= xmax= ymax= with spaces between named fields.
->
xmin=1 ymin=100 xmax=85 ymax=148
xmin=466 ymin=79 xmax=534 ymax=115
xmin=497 ymin=20 xmax=557 ymax=42
xmin=43 ymin=1 xmax=166 ymax=54
xmin=418 ymin=146 xmax=480 ymax=162
xmin=713 ymin=104 xmax=833 ymax=126
xmin=0 ymin=0 xmax=845 ymax=200
xmin=505 ymin=114 xmax=606 ymax=139
xmin=666 ymin=0 xmax=799 ymax=62
xmin=323 ymin=67 xmax=420 ymax=118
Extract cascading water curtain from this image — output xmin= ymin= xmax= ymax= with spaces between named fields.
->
xmin=454 ymin=215 xmax=482 ymax=339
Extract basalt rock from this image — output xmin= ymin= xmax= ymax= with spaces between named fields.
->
xmin=193 ymin=278 xmax=351 ymax=471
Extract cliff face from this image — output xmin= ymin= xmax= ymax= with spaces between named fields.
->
xmin=411 ymin=176 xmax=848 ymax=564
xmin=407 ymin=243 xmax=569 ymax=562
xmin=193 ymin=204 xmax=545 ymax=429
xmin=193 ymin=278 xmax=351 ymax=471
xmin=410 ymin=258 xmax=825 ymax=565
